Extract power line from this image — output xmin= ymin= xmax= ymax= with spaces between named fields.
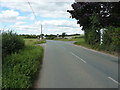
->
xmin=26 ymin=0 xmax=43 ymax=39
xmin=27 ymin=0 xmax=37 ymax=20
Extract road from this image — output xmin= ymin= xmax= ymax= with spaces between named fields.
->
xmin=35 ymin=40 xmax=119 ymax=88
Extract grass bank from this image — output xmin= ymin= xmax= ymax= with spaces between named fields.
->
xmin=74 ymin=38 xmax=118 ymax=56
xmin=2 ymin=46 xmax=43 ymax=88
xmin=74 ymin=38 xmax=93 ymax=49
xmin=2 ymin=32 xmax=45 ymax=88
xmin=24 ymin=39 xmax=46 ymax=46
xmin=56 ymin=38 xmax=118 ymax=56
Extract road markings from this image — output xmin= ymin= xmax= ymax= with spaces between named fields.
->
xmin=108 ymin=77 xmax=120 ymax=85
xmin=71 ymin=52 xmax=86 ymax=63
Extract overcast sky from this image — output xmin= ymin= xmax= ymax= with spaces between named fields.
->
xmin=0 ymin=0 xmax=84 ymax=35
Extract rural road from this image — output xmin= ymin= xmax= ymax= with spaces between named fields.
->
xmin=35 ymin=40 xmax=119 ymax=88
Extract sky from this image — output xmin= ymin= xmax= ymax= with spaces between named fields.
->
xmin=0 ymin=0 xmax=84 ymax=35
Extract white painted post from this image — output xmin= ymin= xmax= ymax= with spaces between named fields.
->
xmin=100 ymin=29 xmax=104 ymax=45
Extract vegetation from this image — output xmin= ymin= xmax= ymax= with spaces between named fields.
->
xmin=45 ymin=34 xmax=57 ymax=40
xmin=2 ymin=46 xmax=43 ymax=88
xmin=24 ymin=39 xmax=46 ymax=46
xmin=19 ymin=34 xmax=39 ymax=39
xmin=61 ymin=32 xmax=66 ymax=38
xmin=74 ymin=38 xmax=93 ymax=49
xmin=101 ymin=27 xmax=120 ymax=53
xmin=56 ymin=35 xmax=119 ymax=55
xmin=45 ymin=34 xmax=82 ymax=40
xmin=2 ymin=32 xmax=44 ymax=88
xmin=34 ymin=40 xmax=46 ymax=45
xmin=2 ymin=31 xmax=25 ymax=58
xmin=67 ymin=2 xmax=120 ymax=53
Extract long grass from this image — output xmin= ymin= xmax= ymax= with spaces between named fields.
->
xmin=74 ymin=38 xmax=92 ymax=48
xmin=24 ymin=39 xmax=46 ymax=46
xmin=74 ymin=38 xmax=118 ymax=56
xmin=2 ymin=46 xmax=44 ymax=88
xmin=2 ymin=33 xmax=45 ymax=88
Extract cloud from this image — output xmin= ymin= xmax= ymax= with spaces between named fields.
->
xmin=15 ymin=21 xmax=26 ymax=25
xmin=0 ymin=10 xmax=35 ymax=23
xmin=0 ymin=10 xmax=28 ymax=23
xmin=11 ymin=20 xmax=83 ymax=35
xmin=1 ymin=10 xmax=19 ymax=17
xmin=1 ymin=0 xmax=73 ymax=18
xmin=0 ymin=10 xmax=19 ymax=22
xmin=41 ymin=20 xmax=80 ymax=28
xmin=0 ymin=0 xmax=84 ymax=35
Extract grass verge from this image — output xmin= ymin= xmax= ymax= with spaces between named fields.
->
xmin=54 ymin=38 xmax=81 ymax=41
xmin=74 ymin=38 xmax=92 ymax=49
xmin=2 ymin=46 xmax=44 ymax=88
xmin=34 ymin=40 xmax=46 ymax=45
xmin=74 ymin=38 xmax=118 ymax=56
xmin=54 ymin=38 xmax=92 ymax=48
xmin=56 ymin=38 xmax=118 ymax=56
xmin=24 ymin=39 xmax=46 ymax=46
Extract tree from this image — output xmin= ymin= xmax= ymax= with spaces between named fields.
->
xmin=67 ymin=2 xmax=120 ymax=29
xmin=45 ymin=34 xmax=57 ymax=39
xmin=61 ymin=32 xmax=66 ymax=38
xmin=67 ymin=2 xmax=120 ymax=45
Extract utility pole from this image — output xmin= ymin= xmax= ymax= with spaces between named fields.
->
xmin=40 ymin=24 xmax=43 ymax=40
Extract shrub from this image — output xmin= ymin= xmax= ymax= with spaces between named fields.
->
xmin=2 ymin=46 xmax=43 ymax=88
xmin=2 ymin=31 xmax=25 ymax=58
xmin=101 ymin=27 xmax=120 ymax=52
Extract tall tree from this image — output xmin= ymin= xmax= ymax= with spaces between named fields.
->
xmin=67 ymin=2 xmax=120 ymax=29
xmin=67 ymin=2 xmax=120 ymax=44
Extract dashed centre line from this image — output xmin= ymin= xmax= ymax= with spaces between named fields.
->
xmin=108 ymin=77 xmax=120 ymax=85
xmin=60 ymin=44 xmax=119 ymax=86
xmin=71 ymin=52 xmax=87 ymax=63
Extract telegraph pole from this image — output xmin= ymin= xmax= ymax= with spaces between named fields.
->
xmin=40 ymin=24 xmax=43 ymax=40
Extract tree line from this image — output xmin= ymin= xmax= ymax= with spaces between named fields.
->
xmin=19 ymin=33 xmax=81 ymax=39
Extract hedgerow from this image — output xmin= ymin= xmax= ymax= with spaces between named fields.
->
xmin=2 ymin=31 xmax=25 ymax=58
xmin=2 ymin=46 xmax=43 ymax=88
xmin=101 ymin=27 xmax=120 ymax=53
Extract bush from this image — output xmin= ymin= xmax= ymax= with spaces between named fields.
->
xmin=101 ymin=27 xmax=120 ymax=52
xmin=2 ymin=31 xmax=25 ymax=58
xmin=2 ymin=46 xmax=43 ymax=88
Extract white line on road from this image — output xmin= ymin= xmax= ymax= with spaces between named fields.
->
xmin=71 ymin=52 xmax=86 ymax=63
xmin=108 ymin=77 xmax=120 ymax=85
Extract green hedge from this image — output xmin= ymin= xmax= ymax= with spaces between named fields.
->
xmin=2 ymin=31 xmax=25 ymax=58
xmin=2 ymin=46 xmax=43 ymax=88
xmin=101 ymin=27 xmax=120 ymax=52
